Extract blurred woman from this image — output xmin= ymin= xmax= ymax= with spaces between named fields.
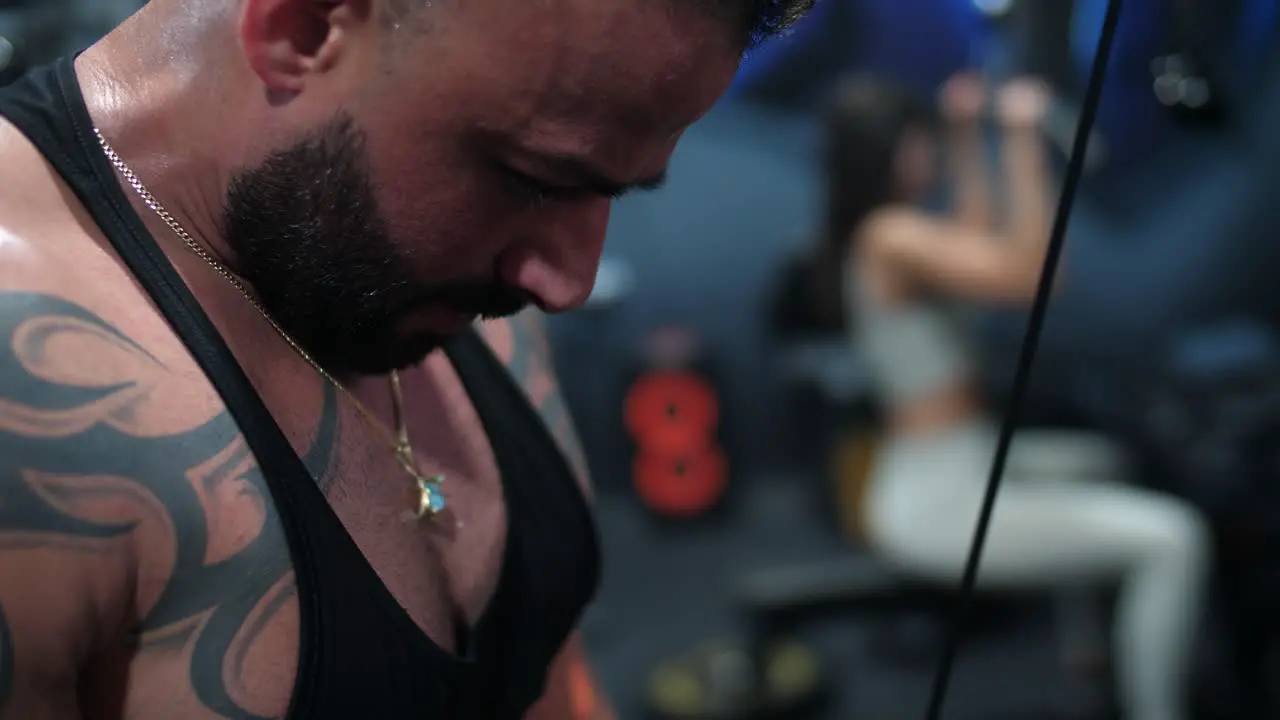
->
xmin=821 ymin=72 xmax=1210 ymax=720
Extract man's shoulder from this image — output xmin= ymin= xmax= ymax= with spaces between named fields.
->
xmin=0 ymin=123 xmax=195 ymax=683
xmin=0 ymin=117 xmax=174 ymax=341
xmin=0 ymin=115 xmax=77 ymax=229
xmin=0 ymin=218 xmax=264 ymax=713
xmin=0 ymin=116 xmax=227 ymax=452
xmin=476 ymin=312 xmax=593 ymax=495
xmin=0 ymin=141 xmax=247 ymax=650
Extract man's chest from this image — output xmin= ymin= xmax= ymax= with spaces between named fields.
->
xmin=324 ymin=355 xmax=511 ymax=630
xmin=105 ymin=357 xmax=512 ymax=720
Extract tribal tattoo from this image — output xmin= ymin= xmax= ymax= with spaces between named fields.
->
xmin=498 ymin=310 xmax=591 ymax=488
xmin=0 ymin=291 xmax=339 ymax=719
xmin=0 ymin=294 xmax=587 ymax=718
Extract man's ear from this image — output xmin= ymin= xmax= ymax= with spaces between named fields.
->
xmin=239 ymin=0 xmax=372 ymax=95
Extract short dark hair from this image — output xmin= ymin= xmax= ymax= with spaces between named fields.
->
xmin=810 ymin=74 xmax=939 ymax=331
xmin=822 ymin=74 xmax=938 ymax=246
xmin=719 ymin=0 xmax=817 ymax=49
xmin=381 ymin=0 xmax=816 ymax=49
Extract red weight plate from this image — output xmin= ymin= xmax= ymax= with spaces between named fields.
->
xmin=624 ymin=371 xmax=720 ymax=454
xmin=633 ymin=447 xmax=729 ymax=518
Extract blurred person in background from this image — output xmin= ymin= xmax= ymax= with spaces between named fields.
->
xmin=816 ymin=72 xmax=1212 ymax=720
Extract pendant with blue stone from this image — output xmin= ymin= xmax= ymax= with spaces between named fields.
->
xmin=414 ymin=473 xmax=448 ymax=519
xmin=396 ymin=442 xmax=447 ymax=520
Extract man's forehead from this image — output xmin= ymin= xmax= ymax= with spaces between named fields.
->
xmin=449 ymin=0 xmax=729 ymax=40
xmin=435 ymin=0 xmax=741 ymax=137
xmin=439 ymin=0 xmax=737 ymax=82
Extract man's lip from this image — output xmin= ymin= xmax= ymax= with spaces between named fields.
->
xmin=436 ymin=307 xmax=477 ymax=330
xmin=405 ymin=305 xmax=476 ymax=334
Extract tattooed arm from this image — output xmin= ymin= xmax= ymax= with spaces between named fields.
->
xmin=480 ymin=310 xmax=614 ymax=720
xmin=0 ymin=562 xmax=98 ymax=720
xmin=0 ymin=292 xmax=152 ymax=719
xmin=0 ymin=523 xmax=112 ymax=720
xmin=480 ymin=309 xmax=591 ymax=488
xmin=0 ymin=290 xmax=335 ymax=720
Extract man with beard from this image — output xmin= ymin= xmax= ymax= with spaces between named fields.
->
xmin=0 ymin=0 xmax=813 ymax=717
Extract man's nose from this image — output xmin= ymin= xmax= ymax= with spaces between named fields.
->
xmin=500 ymin=202 xmax=611 ymax=313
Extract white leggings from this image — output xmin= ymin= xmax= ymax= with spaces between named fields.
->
xmin=864 ymin=421 xmax=1211 ymax=720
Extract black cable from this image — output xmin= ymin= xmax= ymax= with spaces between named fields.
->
xmin=922 ymin=2 xmax=1126 ymax=718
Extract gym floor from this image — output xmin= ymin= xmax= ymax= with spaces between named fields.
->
xmin=582 ymin=476 xmax=1078 ymax=720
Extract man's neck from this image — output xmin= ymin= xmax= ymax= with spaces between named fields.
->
xmin=74 ymin=19 xmax=244 ymax=277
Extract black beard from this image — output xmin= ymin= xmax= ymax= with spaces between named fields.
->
xmin=220 ymin=115 xmax=530 ymax=377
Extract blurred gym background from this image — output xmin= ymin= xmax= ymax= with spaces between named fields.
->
xmin=8 ymin=0 xmax=1280 ymax=717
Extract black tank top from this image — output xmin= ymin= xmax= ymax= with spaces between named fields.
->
xmin=0 ymin=57 xmax=601 ymax=719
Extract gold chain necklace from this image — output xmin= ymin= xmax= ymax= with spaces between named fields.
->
xmin=93 ymin=128 xmax=447 ymax=520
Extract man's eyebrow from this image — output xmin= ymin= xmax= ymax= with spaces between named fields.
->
xmin=539 ymin=154 xmax=669 ymax=198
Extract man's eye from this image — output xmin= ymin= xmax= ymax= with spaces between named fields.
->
xmin=505 ymin=170 xmax=551 ymax=205
xmin=501 ymin=168 xmax=583 ymax=205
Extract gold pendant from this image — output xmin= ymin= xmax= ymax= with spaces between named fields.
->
xmin=396 ymin=444 xmax=446 ymax=519
xmin=414 ymin=473 xmax=448 ymax=519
